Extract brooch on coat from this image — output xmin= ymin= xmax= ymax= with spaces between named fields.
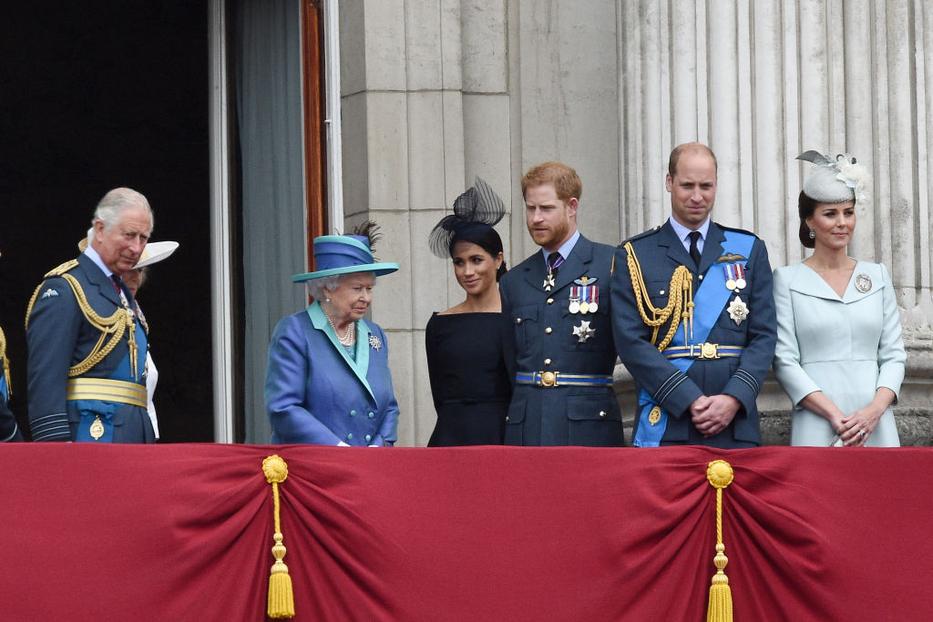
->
xmin=855 ymin=273 xmax=872 ymax=293
xmin=368 ymin=334 xmax=382 ymax=351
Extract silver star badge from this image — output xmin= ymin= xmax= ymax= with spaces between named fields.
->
xmin=572 ymin=320 xmax=596 ymax=343
xmin=727 ymin=296 xmax=749 ymax=325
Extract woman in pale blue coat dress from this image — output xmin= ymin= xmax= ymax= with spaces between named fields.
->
xmin=265 ymin=224 xmax=401 ymax=446
xmin=773 ymin=152 xmax=906 ymax=447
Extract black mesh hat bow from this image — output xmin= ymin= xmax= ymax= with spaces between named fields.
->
xmin=429 ymin=177 xmax=506 ymax=258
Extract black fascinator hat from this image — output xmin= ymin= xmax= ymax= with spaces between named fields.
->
xmin=429 ymin=177 xmax=508 ymax=280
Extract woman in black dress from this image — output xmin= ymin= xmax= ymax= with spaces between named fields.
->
xmin=426 ymin=178 xmax=512 ymax=446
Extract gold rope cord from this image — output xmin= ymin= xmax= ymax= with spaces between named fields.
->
xmin=263 ymin=455 xmax=295 ymax=619
xmin=623 ymin=241 xmax=694 ymax=350
xmin=706 ymin=460 xmax=735 ymax=622
xmin=25 ymin=272 xmax=137 ymax=379
xmin=0 ymin=325 xmax=10 ymax=397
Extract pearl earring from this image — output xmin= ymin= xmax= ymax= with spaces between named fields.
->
xmin=808 ymin=229 xmax=815 ymax=240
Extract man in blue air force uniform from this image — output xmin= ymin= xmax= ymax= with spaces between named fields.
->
xmin=1 ymin=246 xmax=24 ymax=441
xmin=500 ymin=161 xmax=623 ymax=446
xmin=612 ymin=143 xmax=776 ymax=448
xmin=26 ymin=188 xmax=155 ymax=442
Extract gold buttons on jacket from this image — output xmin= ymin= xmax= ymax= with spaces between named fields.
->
xmin=515 ymin=317 xmax=523 ymax=324
xmin=599 ymin=411 xmax=607 ymax=418
xmin=544 ymin=358 xmax=552 ymax=366
xmin=545 ymin=327 xmax=553 ymax=334
xmin=547 ymin=298 xmax=554 ymax=304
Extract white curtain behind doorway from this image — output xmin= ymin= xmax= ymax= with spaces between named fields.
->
xmin=235 ymin=0 xmax=306 ymax=443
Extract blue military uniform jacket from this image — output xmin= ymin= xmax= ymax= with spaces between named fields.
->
xmin=611 ymin=220 xmax=776 ymax=447
xmin=500 ymin=234 xmax=623 ymax=446
xmin=26 ymin=254 xmax=153 ymax=443
xmin=0 ymin=325 xmax=23 ymax=441
xmin=265 ymin=301 xmax=399 ymax=446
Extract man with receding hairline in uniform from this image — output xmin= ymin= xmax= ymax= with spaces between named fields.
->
xmin=27 ymin=187 xmax=156 ymax=443
xmin=612 ymin=143 xmax=776 ymax=448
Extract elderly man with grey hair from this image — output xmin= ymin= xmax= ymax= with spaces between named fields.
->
xmin=26 ymin=187 xmax=156 ymax=442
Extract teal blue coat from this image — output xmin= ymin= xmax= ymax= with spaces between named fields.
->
xmin=265 ymin=301 xmax=399 ymax=446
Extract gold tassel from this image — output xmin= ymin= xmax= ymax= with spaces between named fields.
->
xmin=706 ymin=460 xmax=734 ymax=622
xmin=263 ymin=455 xmax=295 ymax=619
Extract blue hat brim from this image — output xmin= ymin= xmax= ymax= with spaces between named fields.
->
xmin=291 ymin=262 xmax=399 ymax=283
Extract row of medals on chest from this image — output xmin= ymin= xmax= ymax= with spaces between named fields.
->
xmin=724 ymin=262 xmax=749 ymax=325
xmin=541 ymin=262 xmax=753 ymax=343
xmin=544 ymin=272 xmax=598 ymax=343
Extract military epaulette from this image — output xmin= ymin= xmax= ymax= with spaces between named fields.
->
xmin=26 ymin=258 xmax=81 ymax=331
xmin=44 ymin=258 xmax=80 ymax=278
xmin=619 ymin=224 xmax=663 ymax=247
xmin=715 ymin=222 xmax=760 ymax=238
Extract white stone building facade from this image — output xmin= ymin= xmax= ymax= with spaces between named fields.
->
xmin=335 ymin=0 xmax=933 ymax=445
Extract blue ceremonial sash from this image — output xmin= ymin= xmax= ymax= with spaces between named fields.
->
xmin=633 ymin=230 xmax=755 ymax=446
xmin=74 ymin=321 xmax=148 ymax=443
xmin=0 ymin=373 xmax=8 ymax=402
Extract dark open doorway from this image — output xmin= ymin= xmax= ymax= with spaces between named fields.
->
xmin=0 ymin=1 xmax=214 ymax=441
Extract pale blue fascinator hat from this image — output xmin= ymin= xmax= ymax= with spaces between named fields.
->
xmin=797 ymin=150 xmax=868 ymax=204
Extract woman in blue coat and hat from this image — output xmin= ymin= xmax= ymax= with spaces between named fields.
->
xmin=265 ymin=223 xmax=401 ymax=446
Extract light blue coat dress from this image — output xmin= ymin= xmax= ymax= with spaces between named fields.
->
xmin=773 ymin=261 xmax=906 ymax=446
xmin=265 ymin=301 xmax=399 ymax=446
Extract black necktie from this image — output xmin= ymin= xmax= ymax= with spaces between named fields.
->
xmin=688 ymin=231 xmax=701 ymax=269
xmin=547 ymin=252 xmax=564 ymax=274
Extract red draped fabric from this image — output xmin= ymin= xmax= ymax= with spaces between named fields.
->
xmin=1 ymin=445 xmax=931 ymax=621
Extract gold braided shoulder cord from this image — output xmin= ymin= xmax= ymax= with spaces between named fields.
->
xmin=0 ymin=325 xmax=10 ymax=397
xmin=25 ymin=273 xmax=137 ymax=379
xmin=623 ymin=241 xmax=694 ymax=351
